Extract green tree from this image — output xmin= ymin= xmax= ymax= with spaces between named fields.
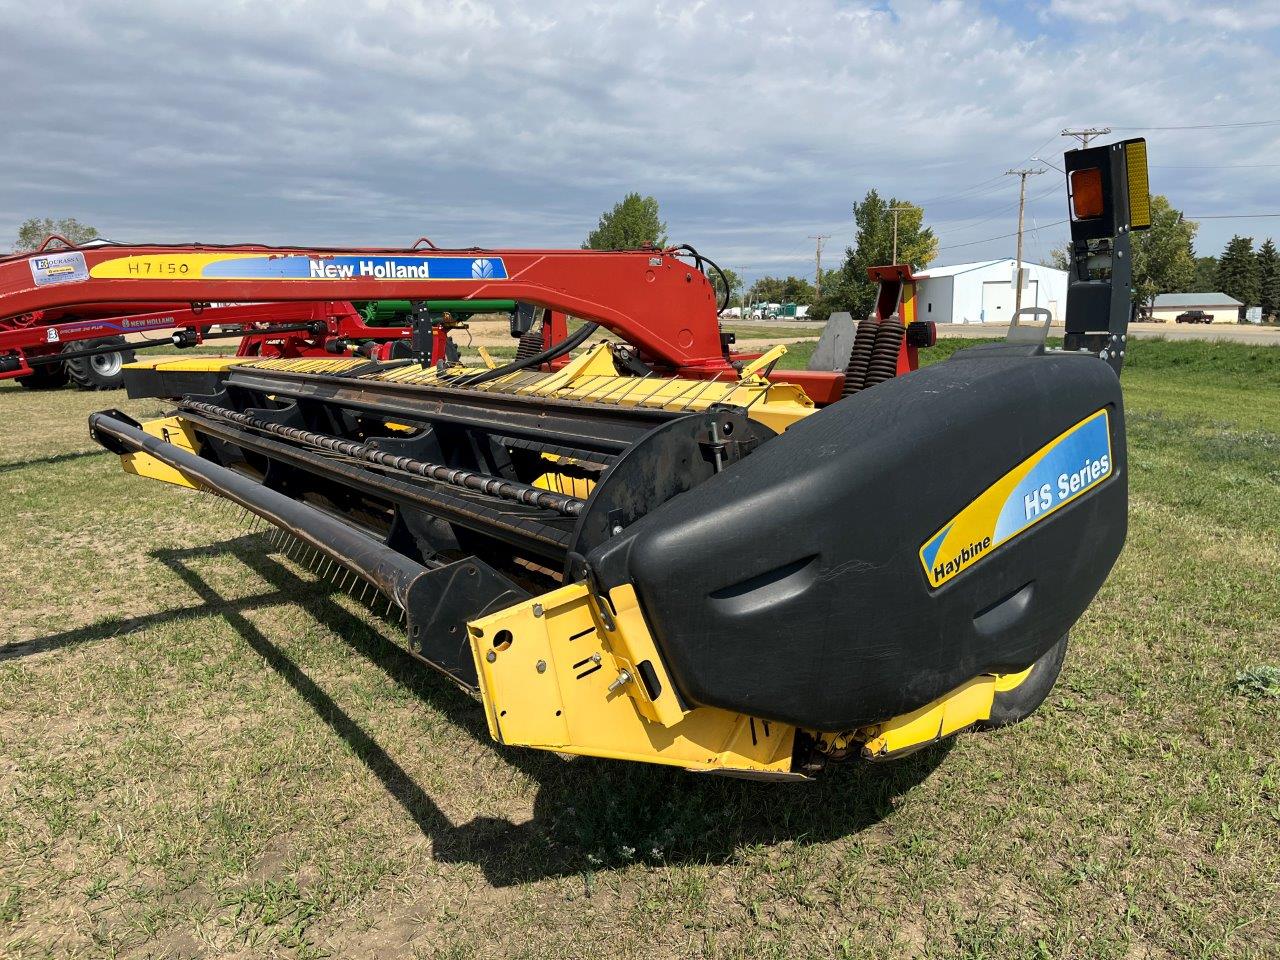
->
xmin=811 ymin=190 xmax=936 ymax=322
xmin=709 ymin=266 xmax=742 ymax=305
xmin=785 ymin=275 xmax=816 ymax=303
xmin=583 ymin=193 xmax=667 ymax=250
xmin=1216 ymin=235 xmax=1259 ymax=314
xmin=1256 ymin=238 xmax=1279 ymax=319
xmin=1191 ymin=256 xmax=1218 ymax=291
xmin=1129 ymin=196 xmax=1196 ymax=307
xmin=749 ymin=276 xmax=784 ymax=303
xmin=14 ymin=216 xmax=99 ymax=252
xmin=1044 ymin=244 xmax=1070 ymax=270
xmin=749 ymin=275 xmax=816 ymax=305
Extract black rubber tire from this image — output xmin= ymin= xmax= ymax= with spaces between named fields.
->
xmin=977 ymin=633 xmax=1069 ymax=730
xmin=64 ymin=336 xmax=135 ymax=391
xmin=17 ymin=363 xmax=69 ymax=390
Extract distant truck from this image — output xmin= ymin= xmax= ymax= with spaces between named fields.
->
xmin=1175 ymin=309 xmax=1212 ymax=324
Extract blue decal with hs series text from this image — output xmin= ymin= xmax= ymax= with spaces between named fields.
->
xmin=919 ymin=409 xmax=1113 ymax=588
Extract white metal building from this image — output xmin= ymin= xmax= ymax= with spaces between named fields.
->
xmin=913 ymin=259 xmax=1069 ymax=324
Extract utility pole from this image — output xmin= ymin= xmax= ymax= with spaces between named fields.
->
xmin=1006 ymin=167 xmax=1045 ymax=314
xmin=888 ymin=206 xmax=913 ymax=264
xmin=1061 ymin=127 xmax=1111 ymax=149
xmin=808 ymin=234 xmax=829 ymax=298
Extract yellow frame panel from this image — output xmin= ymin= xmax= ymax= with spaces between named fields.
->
xmin=468 ymin=584 xmax=798 ymax=776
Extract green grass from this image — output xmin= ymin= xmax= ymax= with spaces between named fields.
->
xmin=1 ymin=339 xmax=1277 ymax=958
xmin=722 ymin=323 xmax=825 ymax=341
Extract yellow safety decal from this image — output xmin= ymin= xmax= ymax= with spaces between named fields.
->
xmin=919 ymin=409 xmax=1112 ymax=588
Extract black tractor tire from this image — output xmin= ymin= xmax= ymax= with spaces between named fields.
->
xmin=16 ymin=363 xmax=69 ymax=390
xmin=64 ymin=336 xmax=135 ymax=391
xmin=977 ymin=633 xmax=1069 ymax=730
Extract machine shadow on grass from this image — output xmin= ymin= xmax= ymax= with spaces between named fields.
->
xmin=17 ymin=530 xmax=950 ymax=887
xmin=0 ymin=447 xmax=108 ymax=476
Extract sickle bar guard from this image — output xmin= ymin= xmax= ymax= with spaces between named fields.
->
xmin=86 ymin=139 xmax=1148 ymax=779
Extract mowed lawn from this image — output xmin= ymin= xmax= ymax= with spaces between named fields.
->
xmin=1 ymin=338 xmax=1277 ymax=959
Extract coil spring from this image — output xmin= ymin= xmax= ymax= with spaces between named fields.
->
xmin=842 ymin=318 xmax=880 ymax=396
xmin=514 ymin=320 xmax=545 ymax=361
xmin=864 ymin=317 xmax=905 ymax=388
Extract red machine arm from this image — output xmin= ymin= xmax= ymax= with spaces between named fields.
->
xmin=0 ymin=298 xmax=412 ymax=383
xmin=0 ymin=245 xmax=732 ymax=372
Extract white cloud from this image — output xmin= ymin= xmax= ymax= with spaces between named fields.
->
xmin=1044 ymin=0 xmax=1280 ymax=30
xmin=0 ymin=0 xmax=1276 ymax=277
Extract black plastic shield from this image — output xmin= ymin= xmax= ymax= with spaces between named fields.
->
xmin=587 ymin=348 xmax=1128 ymax=731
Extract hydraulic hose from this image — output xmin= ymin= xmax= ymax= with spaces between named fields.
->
xmin=451 ymin=320 xmax=599 ymax=387
xmin=670 ymin=243 xmax=731 ymax=314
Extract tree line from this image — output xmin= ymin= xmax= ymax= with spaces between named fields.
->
xmin=584 ymin=190 xmax=1280 ymax=323
xmin=1205 ymin=236 xmax=1279 ymax=318
xmin=24 ymin=191 xmax=1272 ymax=322
xmin=582 ymin=190 xmax=937 ymax=323
xmin=12 ymin=217 xmax=100 ymax=252
xmin=1047 ymin=198 xmax=1278 ymax=318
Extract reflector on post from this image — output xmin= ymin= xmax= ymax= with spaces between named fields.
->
xmin=1124 ymin=139 xmax=1151 ymax=229
xmin=1062 ymin=136 xmax=1152 ymax=372
xmin=1070 ymin=168 xmax=1104 ymax=219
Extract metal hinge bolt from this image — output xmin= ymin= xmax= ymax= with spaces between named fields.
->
xmin=607 ymin=669 xmax=633 ymax=694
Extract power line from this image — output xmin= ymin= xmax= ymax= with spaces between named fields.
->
xmin=914 ymin=172 xmax=1014 ymax=208
xmin=937 ymin=182 xmax=1061 ymax=234
xmin=807 ymin=234 xmax=829 ymax=297
xmin=918 ymin=177 xmax=1017 ymax=210
xmin=1019 ymin=133 xmax=1063 ymax=165
xmin=914 ymin=125 xmax=1280 ymax=260
xmin=1007 ymin=168 xmax=1046 ymax=313
xmin=1153 ymin=162 xmax=1280 ymax=169
xmin=911 ymin=132 xmax=1062 ymax=209
xmin=1063 ymin=127 xmax=1110 ymax=148
xmin=1027 ymin=214 xmax=1048 ymax=265
xmin=888 ymin=207 xmax=914 ymax=263
xmin=1184 ymin=213 xmax=1280 ymax=219
xmin=936 ymin=219 xmax=1069 ymax=252
xmin=1108 ymin=119 xmax=1280 ymax=130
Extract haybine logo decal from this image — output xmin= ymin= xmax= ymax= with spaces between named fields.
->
xmin=90 ymin=253 xmax=509 ymax=281
xmin=919 ymin=409 xmax=1113 ymax=588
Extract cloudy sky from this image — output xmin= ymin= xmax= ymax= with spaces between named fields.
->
xmin=2 ymin=0 xmax=1277 ymax=283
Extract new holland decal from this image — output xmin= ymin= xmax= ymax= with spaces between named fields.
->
xmin=90 ymin=253 xmax=508 ymax=281
xmin=919 ymin=409 xmax=1113 ymax=588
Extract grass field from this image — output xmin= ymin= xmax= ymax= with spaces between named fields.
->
xmin=1 ymin=338 xmax=1278 ymax=959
